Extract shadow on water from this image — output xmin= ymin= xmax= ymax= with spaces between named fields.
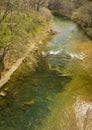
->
xmin=0 ymin=54 xmax=71 ymax=130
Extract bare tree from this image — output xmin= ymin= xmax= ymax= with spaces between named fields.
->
xmin=0 ymin=46 xmax=9 ymax=79
xmin=0 ymin=0 xmax=11 ymax=23
xmin=36 ymin=0 xmax=49 ymax=11
xmin=29 ymin=0 xmax=49 ymax=11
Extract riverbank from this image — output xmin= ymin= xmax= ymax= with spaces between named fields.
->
xmin=0 ymin=9 xmax=53 ymax=88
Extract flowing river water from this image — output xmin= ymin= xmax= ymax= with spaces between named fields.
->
xmin=0 ymin=16 xmax=92 ymax=130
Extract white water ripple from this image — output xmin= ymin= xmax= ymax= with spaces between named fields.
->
xmin=69 ymin=53 xmax=85 ymax=60
xmin=41 ymin=50 xmax=85 ymax=60
xmin=41 ymin=50 xmax=62 ymax=56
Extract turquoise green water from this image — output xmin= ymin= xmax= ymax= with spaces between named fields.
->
xmin=0 ymin=16 xmax=92 ymax=130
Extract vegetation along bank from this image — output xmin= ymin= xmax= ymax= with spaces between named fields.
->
xmin=0 ymin=0 xmax=53 ymax=88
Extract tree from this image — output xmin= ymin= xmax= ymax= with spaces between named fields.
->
xmin=29 ymin=0 xmax=49 ymax=11
xmin=48 ymin=0 xmax=62 ymax=10
xmin=0 ymin=46 xmax=9 ymax=79
xmin=36 ymin=0 xmax=49 ymax=11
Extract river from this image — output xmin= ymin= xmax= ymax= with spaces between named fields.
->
xmin=0 ymin=16 xmax=92 ymax=130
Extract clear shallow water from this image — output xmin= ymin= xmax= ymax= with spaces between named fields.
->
xmin=0 ymin=16 xmax=92 ymax=130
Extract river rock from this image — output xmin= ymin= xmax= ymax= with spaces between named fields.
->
xmin=21 ymin=99 xmax=35 ymax=107
xmin=0 ymin=91 xmax=7 ymax=97
xmin=49 ymin=29 xmax=57 ymax=35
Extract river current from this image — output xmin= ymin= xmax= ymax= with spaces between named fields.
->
xmin=0 ymin=16 xmax=92 ymax=130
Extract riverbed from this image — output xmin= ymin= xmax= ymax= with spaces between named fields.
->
xmin=0 ymin=16 xmax=92 ymax=130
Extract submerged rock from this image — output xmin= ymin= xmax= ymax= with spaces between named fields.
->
xmin=0 ymin=91 xmax=7 ymax=97
xmin=21 ymin=99 xmax=35 ymax=107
